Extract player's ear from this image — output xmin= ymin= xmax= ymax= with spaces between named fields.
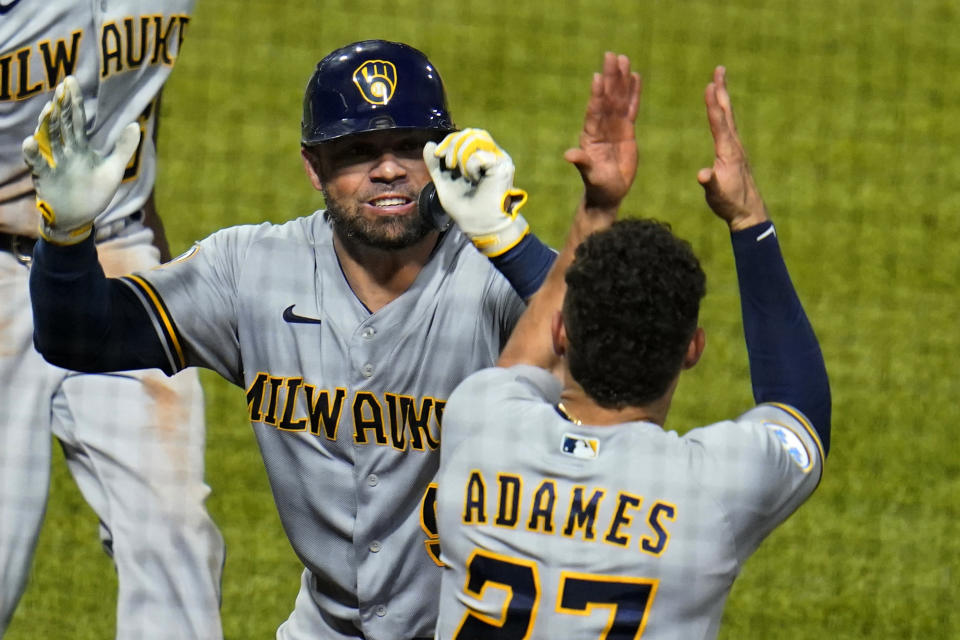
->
xmin=682 ymin=327 xmax=705 ymax=370
xmin=301 ymin=147 xmax=325 ymax=191
xmin=551 ymin=310 xmax=567 ymax=357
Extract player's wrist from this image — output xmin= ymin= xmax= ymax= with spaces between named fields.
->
xmin=470 ymin=213 xmax=530 ymax=257
xmin=38 ymin=200 xmax=94 ymax=245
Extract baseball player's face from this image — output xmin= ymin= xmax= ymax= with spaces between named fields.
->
xmin=308 ymin=130 xmax=436 ymax=250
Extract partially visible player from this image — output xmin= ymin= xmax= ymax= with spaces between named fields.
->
xmin=22 ymin=40 xmax=576 ymax=639
xmin=0 ymin=3 xmax=224 ymax=638
xmin=434 ymin=65 xmax=831 ymax=639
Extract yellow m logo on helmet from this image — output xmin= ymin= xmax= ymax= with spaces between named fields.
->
xmin=353 ymin=60 xmax=397 ymax=105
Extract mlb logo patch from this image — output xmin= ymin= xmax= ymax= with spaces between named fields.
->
xmin=561 ymin=433 xmax=599 ymax=459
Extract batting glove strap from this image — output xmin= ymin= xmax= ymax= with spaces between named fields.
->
xmin=469 ymin=189 xmax=530 ymax=257
xmin=37 ymin=199 xmax=94 ymax=245
xmin=424 ymin=128 xmax=531 ymax=257
xmin=21 ymin=76 xmax=140 ymax=247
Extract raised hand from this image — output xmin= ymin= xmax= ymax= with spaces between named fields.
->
xmin=22 ymin=75 xmax=140 ymax=245
xmin=697 ymin=66 xmax=769 ymax=230
xmin=423 ymin=128 xmax=529 ymax=257
xmin=563 ymin=52 xmax=641 ymax=212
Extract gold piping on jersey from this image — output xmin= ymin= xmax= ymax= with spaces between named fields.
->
xmin=124 ymin=274 xmax=185 ymax=370
xmin=765 ymin=402 xmax=825 ymax=473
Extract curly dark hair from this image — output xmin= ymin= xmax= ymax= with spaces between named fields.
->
xmin=563 ymin=218 xmax=707 ymax=409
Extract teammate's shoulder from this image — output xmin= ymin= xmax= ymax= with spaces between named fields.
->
xmin=684 ymin=403 xmax=824 ymax=475
xmin=206 ymin=212 xmax=323 ymax=246
xmin=451 ymin=365 xmax=559 ymax=408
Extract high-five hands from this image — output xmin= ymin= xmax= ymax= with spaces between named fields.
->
xmin=423 ymin=128 xmax=529 ymax=257
xmin=22 ymin=76 xmax=140 ymax=245
xmin=697 ymin=66 xmax=769 ymax=231
xmin=564 ymin=52 xmax=641 ymax=215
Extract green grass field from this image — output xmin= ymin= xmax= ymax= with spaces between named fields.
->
xmin=8 ymin=0 xmax=960 ymax=637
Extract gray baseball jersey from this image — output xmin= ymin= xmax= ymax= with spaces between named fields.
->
xmin=435 ymin=365 xmax=824 ymax=640
xmin=1 ymin=2 xmax=223 ymax=638
xmin=124 ymin=213 xmax=526 ymax=639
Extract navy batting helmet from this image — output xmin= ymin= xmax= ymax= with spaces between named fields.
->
xmin=301 ymin=40 xmax=456 ymax=145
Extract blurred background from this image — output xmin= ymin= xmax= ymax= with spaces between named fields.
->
xmin=8 ymin=0 xmax=959 ymax=637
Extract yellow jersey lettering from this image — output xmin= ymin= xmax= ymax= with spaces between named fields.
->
xmin=352 ymin=391 xmax=387 ymax=444
xmin=16 ymin=48 xmax=43 ymax=99
xmin=302 ymin=385 xmax=345 ymax=439
xmin=246 ymin=378 xmax=441 ymax=449
xmin=603 ymin=492 xmax=642 ymax=547
xmin=527 ymin=480 xmax=557 ymax=533
xmin=175 ymin=15 xmax=191 ymax=54
xmin=400 ymin=395 xmax=439 ymax=450
xmin=494 ymin=474 xmax=522 ymax=528
xmin=463 ymin=471 xmax=487 ymax=524
xmin=245 ymin=372 xmax=270 ymax=422
xmin=262 ymin=376 xmax=285 ymax=426
xmin=277 ymin=378 xmax=307 ymax=431
xmin=100 ymin=22 xmax=123 ymax=77
xmin=150 ymin=15 xmax=178 ymax=65
xmin=38 ymin=32 xmax=83 ymax=89
xmin=420 ymin=483 xmax=443 ymax=566
xmin=640 ymin=501 xmax=676 ymax=556
xmin=562 ymin=486 xmax=605 ymax=540
xmin=122 ymin=17 xmax=151 ymax=68
xmin=0 ymin=55 xmax=12 ymax=100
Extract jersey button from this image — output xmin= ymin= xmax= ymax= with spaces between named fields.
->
xmin=362 ymin=327 xmax=376 ymax=339
xmin=367 ymin=474 xmax=379 ymax=487
xmin=375 ymin=605 xmax=387 ymax=617
xmin=369 ymin=540 xmax=382 ymax=553
xmin=361 ymin=363 xmax=374 ymax=378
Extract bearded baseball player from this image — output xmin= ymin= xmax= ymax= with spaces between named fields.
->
xmin=22 ymin=39 xmax=570 ymax=639
xmin=434 ymin=65 xmax=831 ymax=639
xmin=0 ymin=2 xmax=224 ymax=638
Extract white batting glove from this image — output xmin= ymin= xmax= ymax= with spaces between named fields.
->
xmin=21 ymin=76 xmax=140 ymax=245
xmin=423 ymin=128 xmax=529 ymax=257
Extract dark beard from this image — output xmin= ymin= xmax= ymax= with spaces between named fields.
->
xmin=322 ymin=187 xmax=433 ymax=250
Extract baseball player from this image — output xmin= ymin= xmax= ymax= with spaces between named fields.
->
xmin=22 ymin=39 xmax=563 ymax=639
xmin=434 ymin=65 xmax=831 ymax=639
xmin=0 ymin=2 xmax=224 ymax=638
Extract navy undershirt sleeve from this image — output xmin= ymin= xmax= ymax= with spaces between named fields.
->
xmin=29 ymin=236 xmax=173 ymax=375
xmin=731 ymin=223 xmax=831 ymax=455
xmin=489 ymin=233 xmax=557 ymax=300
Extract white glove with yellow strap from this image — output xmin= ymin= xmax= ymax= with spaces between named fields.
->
xmin=423 ymin=128 xmax=529 ymax=257
xmin=21 ymin=75 xmax=140 ymax=245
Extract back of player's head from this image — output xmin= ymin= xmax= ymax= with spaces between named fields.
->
xmin=301 ymin=39 xmax=456 ymax=146
xmin=563 ymin=218 xmax=707 ymax=408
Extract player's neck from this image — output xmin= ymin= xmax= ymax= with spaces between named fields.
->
xmin=558 ymin=371 xmax=675 ymax=428
xmin=333 ymin=230 xmax=440 ymax=312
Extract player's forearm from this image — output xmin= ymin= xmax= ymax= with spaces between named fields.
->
xmin=489 ymin=232 xmax=557 ymax=300
xmin=732 ymin=222 xmax=832 ymax=455
xmin=29 ymin=236 xmax=172 ymax=374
